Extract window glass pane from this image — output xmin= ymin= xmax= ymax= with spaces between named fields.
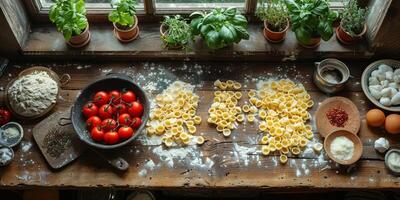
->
xmin=156 ymin=0 xmax=245 ymax=11
xmin=39 ymin=0 xmax=144 ymax=10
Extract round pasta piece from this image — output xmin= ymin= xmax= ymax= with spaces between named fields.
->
xmin=291 ymin=147 xmax=301 ymax=155
xmin=222 ymin=129 xmax=231 ymax=137
xmin=280 ymin=154 xmax=288 ymax=164
xmin=164 ymin=138 xmax=173 ymax=147
xmin=247 ymin=114 xmax=255 ymax=123
xmin=260 ymin=136 xmax=269 ymax=144
xmin=185 ymin=120 xmax=195 ymax=127
xmin=193 ymin=116 xmax=202 ymax=124
xmin=196 ymin=136 xmax=205 ymax=145
xmin=261 ymin=146 xmax=270 ymax=155
xmin=242 ymin=105 xmax=250 ymax=113
xmin=187 ymin=125 xmax=197 ymax=134
xmin=156 ymin=125 xmax=166 ymax=134
xmin=233 ymin=82 xmax=242 ymax=90
xmin=313 ymin=142 xmax=323 ymax=152
xmin=236 ymin=114 xmax=245 ymax=122
xmin=147 ymin=127 xmax=156 ymax=135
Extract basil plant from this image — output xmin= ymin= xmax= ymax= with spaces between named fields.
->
xmin=285 ymin=0 xmax=338 ymax=44
xmin=190 ymin=7 xmax=249 ymax=49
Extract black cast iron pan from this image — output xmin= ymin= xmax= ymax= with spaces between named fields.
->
xmin=60 ymin=73 xmax=150 ymax=170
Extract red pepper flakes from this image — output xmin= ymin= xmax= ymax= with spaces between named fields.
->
xmin=326 ymin=107 xmax=348 ymax=127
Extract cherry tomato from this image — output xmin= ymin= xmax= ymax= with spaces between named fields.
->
xmin=91 ymin=127 xmax=104 ymax=142
xmin=101 ymin=118 xmax=117 ymax=132
xmin=121 ymin=90 xmax=136 ymax=103
xmin=104 ymin=131 xmax=119 ymax=145
xmin=118 ymin=126 xmax=134 ymax=140
xmin=109 ymin=90 xmax=121 ymax=104
xmin=86 ymin=116 xmax=102 ymax=129
xmin=114 ymin=103 xmax=127 ymax=115
xmin=93 ymin=91 xmax=110 ymax=106
xmin=0 ymin=108 xmax=11 ymax=125
xmin=98 ymin=104 xmax=114 ymax=119
xmin=128 ymin=101 xmax=143 ymax=117
xmin=131 ymin=117 xmax=142 ymax=129
xmin=118 ymin=113 xmax=132 ymax=126
xmin=82 ymin=102 xmax=98 ymax=118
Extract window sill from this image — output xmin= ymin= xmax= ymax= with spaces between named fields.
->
xmin=22 ymin=23 xmax=373 ymax=61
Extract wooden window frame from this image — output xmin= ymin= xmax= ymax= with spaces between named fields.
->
xmin=22 ymin=0 xmax=345 ymax=24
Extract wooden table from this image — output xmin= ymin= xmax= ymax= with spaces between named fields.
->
xmin=0 ymin=61 xmax=399 ymax=190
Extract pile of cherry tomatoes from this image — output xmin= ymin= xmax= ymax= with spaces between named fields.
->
xmin=82 ymin=90 xmax=144 ymax=145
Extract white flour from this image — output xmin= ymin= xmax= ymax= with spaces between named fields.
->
xmin=8 ymin=71 xmax=58 ymax=117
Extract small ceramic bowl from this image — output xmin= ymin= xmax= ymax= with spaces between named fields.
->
xmin=0 ymin=122 xmax=24 ymax=148
xmin=324 ymin=129 xmax=363 ymax=165
xmin=0 ymin=146 xmax=14 ymax=166
xmin=315 ymin=96 xmax=361 ymax=137
xmin=385 ymin=149 xmax=400 ymax=176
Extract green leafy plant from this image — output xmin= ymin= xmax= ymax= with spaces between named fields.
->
xmin=161 ymin=15 xmax=192 ymax=49
xmin=108 ymin=0 xmax=137 ymax=28
xmin=341 ymin=0 xmax=368 ymax=36
xmin=190 ymin=7 xmax=249 ymax=49
xmin=285 ymin=0 xmax=338 ymax=44
xmin=256 ymin=0 xmax=289 ymax=32
xmin=49 ymin=0 xmax=88 ymax=40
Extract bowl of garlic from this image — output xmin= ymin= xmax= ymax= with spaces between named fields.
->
xmin=361 ymin=59 xmax=400 ymax=112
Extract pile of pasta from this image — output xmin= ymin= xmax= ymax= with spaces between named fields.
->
xmin=208 ymin=80 xmax=244 ymax=137
xmin=248 ymin=79 xmax=314 ymax=164
xmin=146 ymin=81 xmax=205 ymax=146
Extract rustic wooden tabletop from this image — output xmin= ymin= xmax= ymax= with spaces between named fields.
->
xmin=0 ymin=61 xmax=399 ymax=190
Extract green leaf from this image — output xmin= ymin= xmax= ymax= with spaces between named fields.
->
xmin=108 ymin=11 xmax=120 ymax=23
xmin=200 ymin=24 xmax=213 ymax=36
xmin=232 ymin=15 xmax=247 ymax=27
xmin=295 ymin=26 xmax=311 ymax=44
xmin=224 ymin=7 xmax=237 ymax=17
xmin=233 ymin=26 xmax=249 ymax=40
xmin=219 ymin=25 xmax=234 ymax=43
xmin=190 ymin=17 xmax=203 ymax=35
xmin=317 ymin=20 xmax=333 ymax=41
xmin=226 ymin=24 xmax=238 ymax=43
xmin=205 ymin=30 xmax=221 ymax=49
xmin=189 ymin=11 xmax=204 ymax=19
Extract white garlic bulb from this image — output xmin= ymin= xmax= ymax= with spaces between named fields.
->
xmin=374 ymin=137 xmax=390 ymax=153
xmin=386 ymin=71 xmax=394 ymax=81
xmin=381 ymin=87 xmax=392 ymax=97
xmin=369 ymin=85 xmax=382 ymax=100
xmin=379 ymin=64 xmax=393 ymax=73
xmin=380 ymin=97 xmax=391 ymax=106
xmin=391 ymin=92 xmax=400 ymax=105
xmin=369 ymin=77 xmax=380 ymax=86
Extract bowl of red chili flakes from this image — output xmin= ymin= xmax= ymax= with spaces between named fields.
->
xmin=315 ymin=96 xmax=361 ymax=137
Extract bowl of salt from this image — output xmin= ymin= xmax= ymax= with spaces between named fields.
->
xmin=0 ymin=122 xmax=23 ymax=148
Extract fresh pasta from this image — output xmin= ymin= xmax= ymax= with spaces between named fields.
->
xmin=209 ymin=80 xmax=243 ymax=137
xmin=252 ymin=79 xmax=314 ymax=164
xmin=146 ymin=81 xmax=204 ymax=147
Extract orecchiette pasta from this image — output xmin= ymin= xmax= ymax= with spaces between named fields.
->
xmin=145 ymin=81 xmax=202 ymax=147
xmin=254 ymin=79 xmax=314 ymax=164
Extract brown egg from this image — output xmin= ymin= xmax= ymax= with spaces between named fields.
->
xmin=385 ymin=114 xmax=400 ymax=134
xmin=366 ymin=109 xmax=385 ymax=127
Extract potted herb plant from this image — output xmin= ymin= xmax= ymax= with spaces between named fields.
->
xmin=190 ymin=7 xmax=249 ymax=50
xmin=285 ymin=0 xmax=338 ymax=48
xmin=49 ymin=0 xmax=90 ymax=48
xmin=336 ymin=0 xmax=368 ymax=44
xmin=256 ymin=0 xmax=289 ymax=43
xmin=108 ymin=0 xmax=139 ymax=42
xmin=160 ymin=15 xmax=192 ymax=49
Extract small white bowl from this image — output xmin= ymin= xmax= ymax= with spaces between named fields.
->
xmin=0 ymin=146 xmax=14 ymax=166
xmin=0 ymin=122 xmax=24 ymax=147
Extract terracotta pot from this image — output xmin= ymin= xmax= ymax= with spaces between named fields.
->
xmin=159 ymin=24 xmax=182 ymax=49
xmin=66 ymin=25 xmax=91 ymax=48
xmin=262 ymin=19 xmax=289 ymax=43
xmin=336 ymin=23 xmax=367 ymax=45
xmin=298 ymin=36 xmax=321 ymax=49
xmin=113 ymin=15 xmax=139 ymax=42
